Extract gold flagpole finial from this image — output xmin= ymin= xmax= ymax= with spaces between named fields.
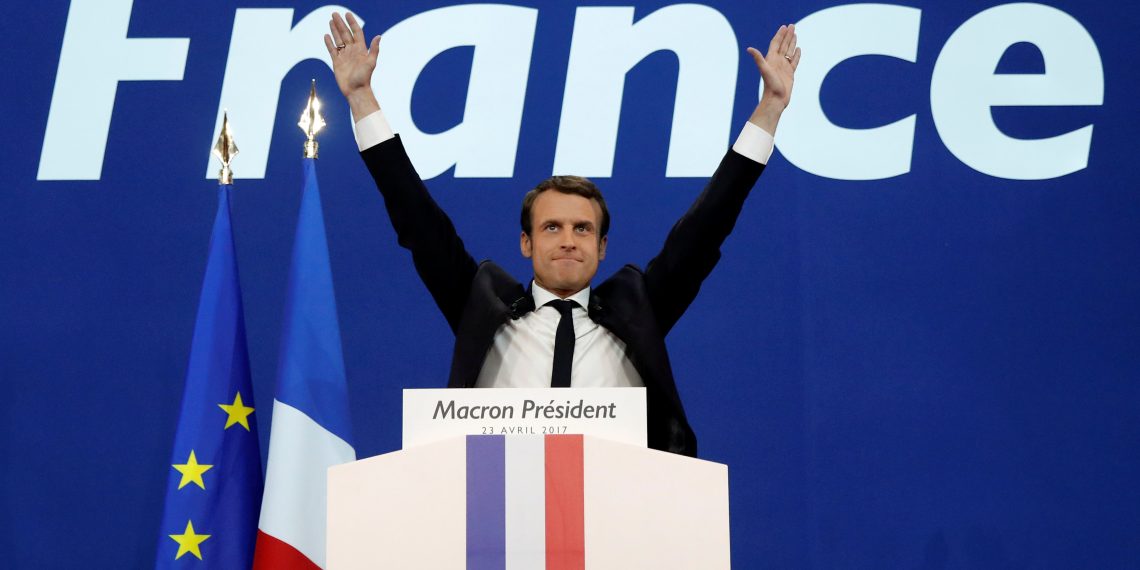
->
xmin=298 ymin=79 xmax=326 ymax=159
xmin=212 ymin=111 xmax=239 ymax=185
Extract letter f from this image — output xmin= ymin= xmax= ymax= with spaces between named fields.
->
xmin=38 ymin=0 xmax=189 ymax=180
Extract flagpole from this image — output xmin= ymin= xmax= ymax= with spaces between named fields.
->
xmin=156 ymin=111 xmax=262 ymax=569
xmin=299 ymin=79 xmax=326 ymax=159
xmin=213 ymin=110 xmax=239 ymax=185
xmin=253 ymin=79 xmax=356 ymax=570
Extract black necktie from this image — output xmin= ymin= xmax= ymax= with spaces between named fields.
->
xmin=547 ymin=299 xmax=577 ymax=388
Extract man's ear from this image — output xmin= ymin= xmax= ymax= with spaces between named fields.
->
xmin=598 ymin=235 xmax=607 ymax=261
xmin=520 ymin=231 xmax=533 ymax=258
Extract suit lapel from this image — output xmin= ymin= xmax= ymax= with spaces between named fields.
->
xmin=450 ymin=263 xmax=526 ymax=387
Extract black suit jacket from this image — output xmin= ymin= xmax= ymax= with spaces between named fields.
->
xmin=361 ymin=135 xmax=765 ymax=456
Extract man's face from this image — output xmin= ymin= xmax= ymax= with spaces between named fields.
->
xmin=520 ymin=190 xmax=607 ymax=297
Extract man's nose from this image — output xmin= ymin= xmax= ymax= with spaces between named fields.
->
xmin=559 ymin=230 xmax=576 ymax=248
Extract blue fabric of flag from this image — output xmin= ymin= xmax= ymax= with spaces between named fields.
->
xmin=156 ymin=184 xmax=263 ymax=568
xmin=274 ymin=158 xmax=353 ymax=444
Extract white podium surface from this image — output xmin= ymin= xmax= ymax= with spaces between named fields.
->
xmin=327 ymin=434 xmax=730 ymax=569
xmin=328 ymin=437 xmax=467 ymax=569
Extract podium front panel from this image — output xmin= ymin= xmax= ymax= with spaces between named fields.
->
xmin=327 ymin=437 xmax=467 ymax=569
xmin=328 ymin=435 xmax=729 ymax=569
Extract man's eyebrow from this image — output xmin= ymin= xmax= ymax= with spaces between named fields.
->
xmin=539 ymin=218 xmax=595 ymax=227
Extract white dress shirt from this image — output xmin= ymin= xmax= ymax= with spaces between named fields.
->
xmin=355 ymin=108 xmax=774 ymax=387
xmin=474 ymin=282 xmax=644 ymax=388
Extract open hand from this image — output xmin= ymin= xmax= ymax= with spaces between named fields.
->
xmin=324 ymin=12 xmax=382 ymax=119
xmin=748 ymin=24 xmax=799 ymax=111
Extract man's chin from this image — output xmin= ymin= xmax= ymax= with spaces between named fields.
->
xmin=541 ymin=275 xmax=590 ymax=295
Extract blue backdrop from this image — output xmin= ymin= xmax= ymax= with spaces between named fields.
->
xmin=3 ymin=0 xmax=1138 ymax=567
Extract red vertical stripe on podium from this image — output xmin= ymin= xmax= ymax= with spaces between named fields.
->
xmin=545 ymin=435 xmax=585 ymax=570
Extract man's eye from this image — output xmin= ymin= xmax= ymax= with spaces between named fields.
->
xmin=545 ymin=224 xmax=558 ymax=231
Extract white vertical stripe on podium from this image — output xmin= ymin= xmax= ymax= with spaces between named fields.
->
xmin=505 ymin=436 xmax=546 ymax=569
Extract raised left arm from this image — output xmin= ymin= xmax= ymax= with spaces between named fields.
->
xmin=644 ymin=25 xmax=799 ymax=334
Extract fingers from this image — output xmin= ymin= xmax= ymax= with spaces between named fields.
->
xmin=748 ymin=46 xmax=771 ymax=74
xmin=784 ymin=26 xmax=797 ymax=57
xmin=748 ymin=46 xmax=772 ymax=79
xmin=328 ymin=16 xmax=346 ymax=48
xmin=369 ymin=35 xmax=382 ymax=60
xmin=767 ymin=25 xmax=786 ymax=57
xmin=780 ymin=24 xmax=796 ymax=55
xmin=330 ymin=12 xmax=353 ymax=47
xmin=790 ymin=47 xmax=801 ymax=70
xmin=326 ymin=12 xmax=381 ymax=67
xmin=346 ymin=12 xmax=365 ymax=42
xmin=746 ymin=46 xmax=763 ymax=67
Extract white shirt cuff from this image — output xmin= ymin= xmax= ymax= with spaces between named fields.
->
xmin=355 ymin=110 xmax=395 ymax=151
xmin=732 ymin=122 xmax=775 ymax=165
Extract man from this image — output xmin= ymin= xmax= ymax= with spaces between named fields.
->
xmin=325 ymin=12 xmax=799 ymax=456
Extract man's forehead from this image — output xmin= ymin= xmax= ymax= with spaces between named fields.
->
xmin=532 ymin=191 xmax=603 ymax=220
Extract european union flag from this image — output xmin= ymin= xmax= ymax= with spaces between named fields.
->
xmin=156 ymin=183 xmax=263 ymax=567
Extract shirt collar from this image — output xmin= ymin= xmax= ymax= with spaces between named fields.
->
xmin=531 ymin=280 xmax=590 ymax=310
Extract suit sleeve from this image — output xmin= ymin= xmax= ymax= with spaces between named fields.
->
xmin=360 ymin=135 xmax=478 ymax=334
xmin=643 ymin=150 xmax=765 ymax=335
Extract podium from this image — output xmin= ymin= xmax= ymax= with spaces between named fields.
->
xmin=327 ymin=390 xmax=731 ymax=568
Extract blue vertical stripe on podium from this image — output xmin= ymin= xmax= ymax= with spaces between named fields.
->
xmin=467 ymin=435 xmax=506 ymax=569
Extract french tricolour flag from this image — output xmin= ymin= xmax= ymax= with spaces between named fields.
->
xmin=467 ymin=435 xmax=586 ymax=570
xmin=253 ymin=158 xmax=356 ymax=569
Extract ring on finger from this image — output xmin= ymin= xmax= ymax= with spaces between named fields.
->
xmin=336 ymin=43 xmax=346 ymax=51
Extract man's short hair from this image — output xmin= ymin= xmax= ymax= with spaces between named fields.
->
xmin=520 ymin=176 xmax=610 ymax=239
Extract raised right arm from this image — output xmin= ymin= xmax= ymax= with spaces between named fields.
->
xmin=326 ymin=12 xmax=477 ymax=333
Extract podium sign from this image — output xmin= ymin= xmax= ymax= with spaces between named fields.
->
xmin=402 ymin=387 xmax=647 ymax=449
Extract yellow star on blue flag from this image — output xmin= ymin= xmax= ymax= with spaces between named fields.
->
xmin=219 ymin=392 xmax=255 ymax=430
xmin=172 ymin=450 xmax=213 ymax=490
xmin=169 ymin=520 xmax=211 ymax=560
